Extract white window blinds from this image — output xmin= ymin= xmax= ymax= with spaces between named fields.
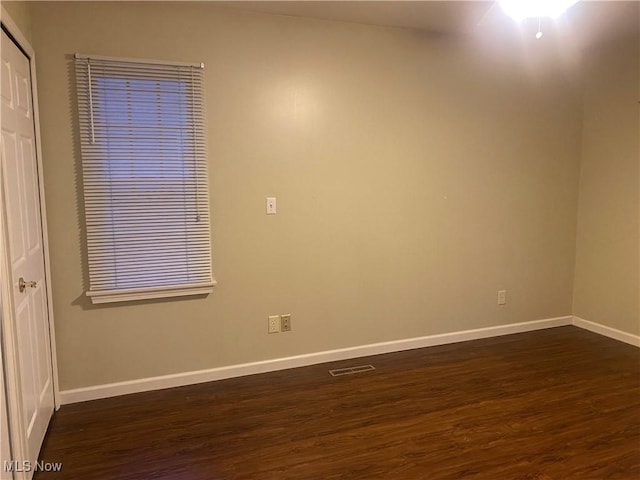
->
xmin=74 ymin=54 xmax=214 ymax=304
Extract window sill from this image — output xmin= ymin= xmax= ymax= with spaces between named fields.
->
xmin=86 ymin=281 xmax=217 ymax=304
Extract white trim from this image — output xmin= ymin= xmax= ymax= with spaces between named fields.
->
xmin=572 ymin=316 xmax=640 ymax=347
xmin=87 ymin=281 xmax=217 ymax=304
xmin=59 ymin=315 xmax=572 ymax=405
xmin=22 ymin=19 xmax=61 ymax=414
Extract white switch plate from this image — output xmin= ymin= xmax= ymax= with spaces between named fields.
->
xmin=497 ymin=290 xmax=506 ymax=305
xmin=266 ymin=197 xmax=277 ymax=215
xmin=268 ymin=315 xmax=280 ymax=333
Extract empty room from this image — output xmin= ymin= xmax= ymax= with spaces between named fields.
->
xmin=1 ymin=0 xmax=638 ymax=478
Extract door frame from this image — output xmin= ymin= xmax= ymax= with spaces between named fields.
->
xmin=0 ymin=6 xmax=60 ymax=476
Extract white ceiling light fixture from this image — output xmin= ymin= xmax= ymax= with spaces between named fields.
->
xmin=499 ymin=0 xmax=580 ymax=23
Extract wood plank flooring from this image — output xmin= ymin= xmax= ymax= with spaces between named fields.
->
xmin=35 ymin=326 xmax=639 ymax=479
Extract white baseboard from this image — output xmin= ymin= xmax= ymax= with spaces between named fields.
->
xmin=572 ymin=316 xmax=640 ymax=348
xmin=59 ymin=315 xmax=572 ymax=405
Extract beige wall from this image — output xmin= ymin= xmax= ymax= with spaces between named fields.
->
xmin=2 ymin=1 xmax=32 ymax=44
xmin=29 ymin=2 xmax=583 ymax=391
xmin=573 ymin=27 xmax=640 ymax=335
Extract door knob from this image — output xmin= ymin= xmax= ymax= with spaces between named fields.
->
xmin=18 ymin=277 xmax=37 ymax=293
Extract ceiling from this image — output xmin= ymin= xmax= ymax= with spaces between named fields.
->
xmin=217 ymin=1 xmax=492 ymax=35
xmin=215 ymin=1 xmax=639 ymax=49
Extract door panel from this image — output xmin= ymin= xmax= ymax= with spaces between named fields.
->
xmin=22 ymin=137 xmax=41 ymax=252
xmin=1 ymin=28 xmax=54 ymax=475
xmin=16 ymin=300 xmax=36 ymax=432
xmin=2 ymin=133 xmax=25 ymax=262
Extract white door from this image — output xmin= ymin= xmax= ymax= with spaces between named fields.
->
xmin=1 ymin=28 xmax=54 ymax=472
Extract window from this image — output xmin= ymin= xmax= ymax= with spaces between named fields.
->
xmin=74 ymin=54 xmax=214 ymax=304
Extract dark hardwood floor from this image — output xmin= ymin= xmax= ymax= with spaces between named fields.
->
xmin=35 ymin=326 xmax=639 ymax=479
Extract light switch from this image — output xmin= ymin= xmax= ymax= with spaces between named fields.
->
xmin=266 ymin=197 xmax=277 ymax=215
xmin=497 ymin=290 xmax=506 ymax=305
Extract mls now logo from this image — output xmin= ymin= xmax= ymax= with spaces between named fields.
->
xmin=4 ymin=460 xmax=63 ymax=473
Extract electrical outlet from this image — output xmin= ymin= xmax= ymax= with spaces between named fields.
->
xmin=497 ymin=290 xmax=507 ymax=305
xmin=268 ymin=315 xmax=280 ymax=334
xmin=281 ymin=314 xmax=291 ymax=332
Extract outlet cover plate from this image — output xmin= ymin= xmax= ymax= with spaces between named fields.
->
xmin=281 ymin=314 xmax=291 ymax=332
xmin=268 ymin=315 xmax=280 ymax=334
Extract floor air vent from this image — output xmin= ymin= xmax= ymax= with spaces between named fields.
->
xmin=329 ymin=365 xmax=375 ymax=377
